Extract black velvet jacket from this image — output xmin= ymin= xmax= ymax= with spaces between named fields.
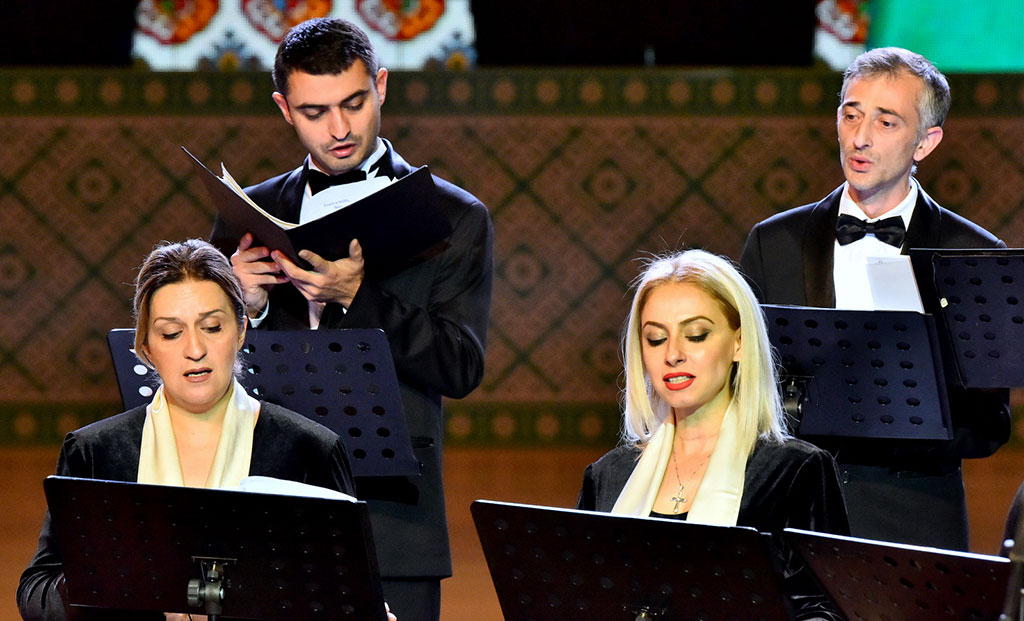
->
xmin=578 ymin=436 xmax=851 ymax=620
xmin=17 ymin=402 xmax=355 ymax=621
xmin=579 ymin=437 xmax=849 ymax=534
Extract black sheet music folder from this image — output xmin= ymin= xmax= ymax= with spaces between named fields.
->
xmin=785 ymin=528 xmax=1011 ymax=621
xmin=909 ymin=248 xmax=1024 ymax=388
xmin=185 ymin=146 xmax=452 ymax=278
xmin=45 ymin=475 xmax=386 ymax=620
xmin=764 ymin=304 xmax=952 ymax=441
xmin=107 ymin=328 xmax=419 ymax=478
xmin=472 ymin=499 xmax=791 ymax=621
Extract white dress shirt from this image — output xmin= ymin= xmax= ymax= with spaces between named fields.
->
xmin=832 ymin=179 xmax=918 ymax=310
xmin=299 ymin=138 xmax=392 ymax=224
xmin=251 ymin=138 xmax=392 ymax=329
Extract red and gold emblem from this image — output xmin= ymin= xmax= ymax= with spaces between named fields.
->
xmin=242 ymin=0 xmax=333 ymax=43
xmin=136 ymin=0 xmax=220 ymax=45
xmin=356 ymin=0 xmax=444 ymax=41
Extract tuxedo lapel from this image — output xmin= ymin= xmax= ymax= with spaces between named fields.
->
xmin=272 ymin=141 xmax=417 ymax=329
xmin=901 ymin=185 xmax=943 ymax=253
xmin=803 ymin=186 xmax=843 ymax=307
xmin=377 ymin=138 xmax=414 ymax=180
xmin=274 ymin=165 xmax=306 ymax=223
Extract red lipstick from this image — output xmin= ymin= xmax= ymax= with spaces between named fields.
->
xmin=663 ymin=372 xmax=694 ymax=391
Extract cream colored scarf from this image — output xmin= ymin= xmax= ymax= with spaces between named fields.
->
xmin=611 ymin=400 xmax=748 ymax=525
xmin=138 ymin=379 xmax=259 ymax=489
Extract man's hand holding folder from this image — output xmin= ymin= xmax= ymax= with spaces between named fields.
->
xmin=185 ymin=148 xmax=452 ymax=301
xmin=276 ymin=238 xmax=366 ymax=309
xmin=231 ymin=233 xmax=366 ymax=316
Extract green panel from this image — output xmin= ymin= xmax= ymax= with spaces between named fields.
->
xmin=0 ymin=402 xmax=123 ymax=446
xmin=869 ymin=1 xmax=1024 ymax=72
xmin=0 ymin=401 xmax=622 ymax=448
xmin=5 ymin=400 xmax=1022 ymax=449
xmin=2 ymin=69 xmax=1021 ymax=117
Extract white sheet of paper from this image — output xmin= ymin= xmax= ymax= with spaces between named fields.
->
xmin=220 ymin=162 xmax=297 ymax=229
xmin=301 ymin=175 xmax=396 ymax=225
xmin=234 ymin=475 xmax=357 ymax=501
xmin=865 ymin=255 xmax=924 ymax=312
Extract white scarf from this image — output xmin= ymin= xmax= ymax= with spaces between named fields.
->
xmin=611 ymin=400 xmax=748 ymax=525
xmin=137 ymin=379 xmax=259 ymax=489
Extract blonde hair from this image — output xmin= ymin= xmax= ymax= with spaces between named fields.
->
xmin=621 ymin=249 xmax=787 ymax=453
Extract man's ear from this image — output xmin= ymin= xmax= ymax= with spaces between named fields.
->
xmin=375 ymin=67 xmax=388 ymax=106
xmin=913 ymin=126 xmax=943 ymax=163
xmin=272 ymin=92 xmax=294 ymax=126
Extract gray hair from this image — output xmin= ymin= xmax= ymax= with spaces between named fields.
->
xmin=841 ymin=47 xmax=950 ymax=137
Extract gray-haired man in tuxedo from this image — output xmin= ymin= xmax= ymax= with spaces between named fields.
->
xmin=741 ymin=47 xmax=1009 ymax=551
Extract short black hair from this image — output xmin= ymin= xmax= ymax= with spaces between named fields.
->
xmin=273 ymin=18 xmax=379 ymax=96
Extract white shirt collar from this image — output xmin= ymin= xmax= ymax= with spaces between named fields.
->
xmin=832 ymin=178 xmax=920 ymax=310
xmin=838 ymin=177 xmax=919 ymax=231
xmin=306 ymin=137 xmax=387 ymax=178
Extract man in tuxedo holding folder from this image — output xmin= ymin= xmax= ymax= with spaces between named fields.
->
xmin=210 ymin=18 xmax=492 ymax=621
xmin=740 ymin=47 xmax=1009 ymax=551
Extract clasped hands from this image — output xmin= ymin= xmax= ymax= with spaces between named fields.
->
xmin=231 ymin=233 xmax=364 ymax=316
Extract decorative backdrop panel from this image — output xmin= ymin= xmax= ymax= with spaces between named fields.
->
xmin=1 ymin=69 xmax=1023 ymax=446
xmin=133 ymin=0 xmax=476 ymax=70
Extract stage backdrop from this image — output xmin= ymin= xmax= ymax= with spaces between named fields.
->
xmin=1 ymin=68 xmax=1022 ymax=447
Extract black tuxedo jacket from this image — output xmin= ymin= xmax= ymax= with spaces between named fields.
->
xmin=211 ymin=141 xmax=493 ymax=578
xmin=740 ymin=184 xmax=1011 ymax=550
xmin=18 ymin=402 xmax=354 ymax=620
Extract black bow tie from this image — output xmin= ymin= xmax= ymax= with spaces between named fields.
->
xmin=835 ymin=214 xmax=906 ymax=247
xmin=308 ymin=169 xmax=368 ymax=195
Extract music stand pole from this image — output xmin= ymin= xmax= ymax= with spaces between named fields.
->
xmin=999 ymin=517 xmax=1024 ymax=620
xmin=187 ymin=558 xmax=230 ymax=620
xmin=634 ymin=607 xmax=654 ymax=620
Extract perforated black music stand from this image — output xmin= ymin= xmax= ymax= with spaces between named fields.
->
xmin=909 ymin=249 xmax=1024 ymax=389
xmin=785 ymin=528 xmax=1011 ymax=621
xmin=472 ymin=500 xmax=792 ymax=621
xmin=107 ymin=328 xmax=419 ymax=478
xmin=764 ymin=305 xmax=951 ymax=441
xmin=106 ymin=329 xmax=161 ymax=408
xmin=44 ymin=475 xmax=386 ymax=620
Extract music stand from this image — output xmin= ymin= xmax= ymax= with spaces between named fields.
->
xmin=785 ymin=528 xmax=1011 ymax=621
xmin=471 ymin=500 xmax=791 ymax=621
xmin=107 ymin=328 xmax=420 ymax=478
xmin=764 ymin=305 xmax=952 ymax=441
xmin=44 ymin=475 xmax=386 ymax=620
xmin=909 ymin=249 xmax=1024 ymax=388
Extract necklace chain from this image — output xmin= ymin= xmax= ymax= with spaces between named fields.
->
xmin=669 ymin=449 xmax=712 ymax=514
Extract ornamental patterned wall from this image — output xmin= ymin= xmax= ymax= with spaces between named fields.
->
xmin=1 ymin=69 xmax=1023 ymax=446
